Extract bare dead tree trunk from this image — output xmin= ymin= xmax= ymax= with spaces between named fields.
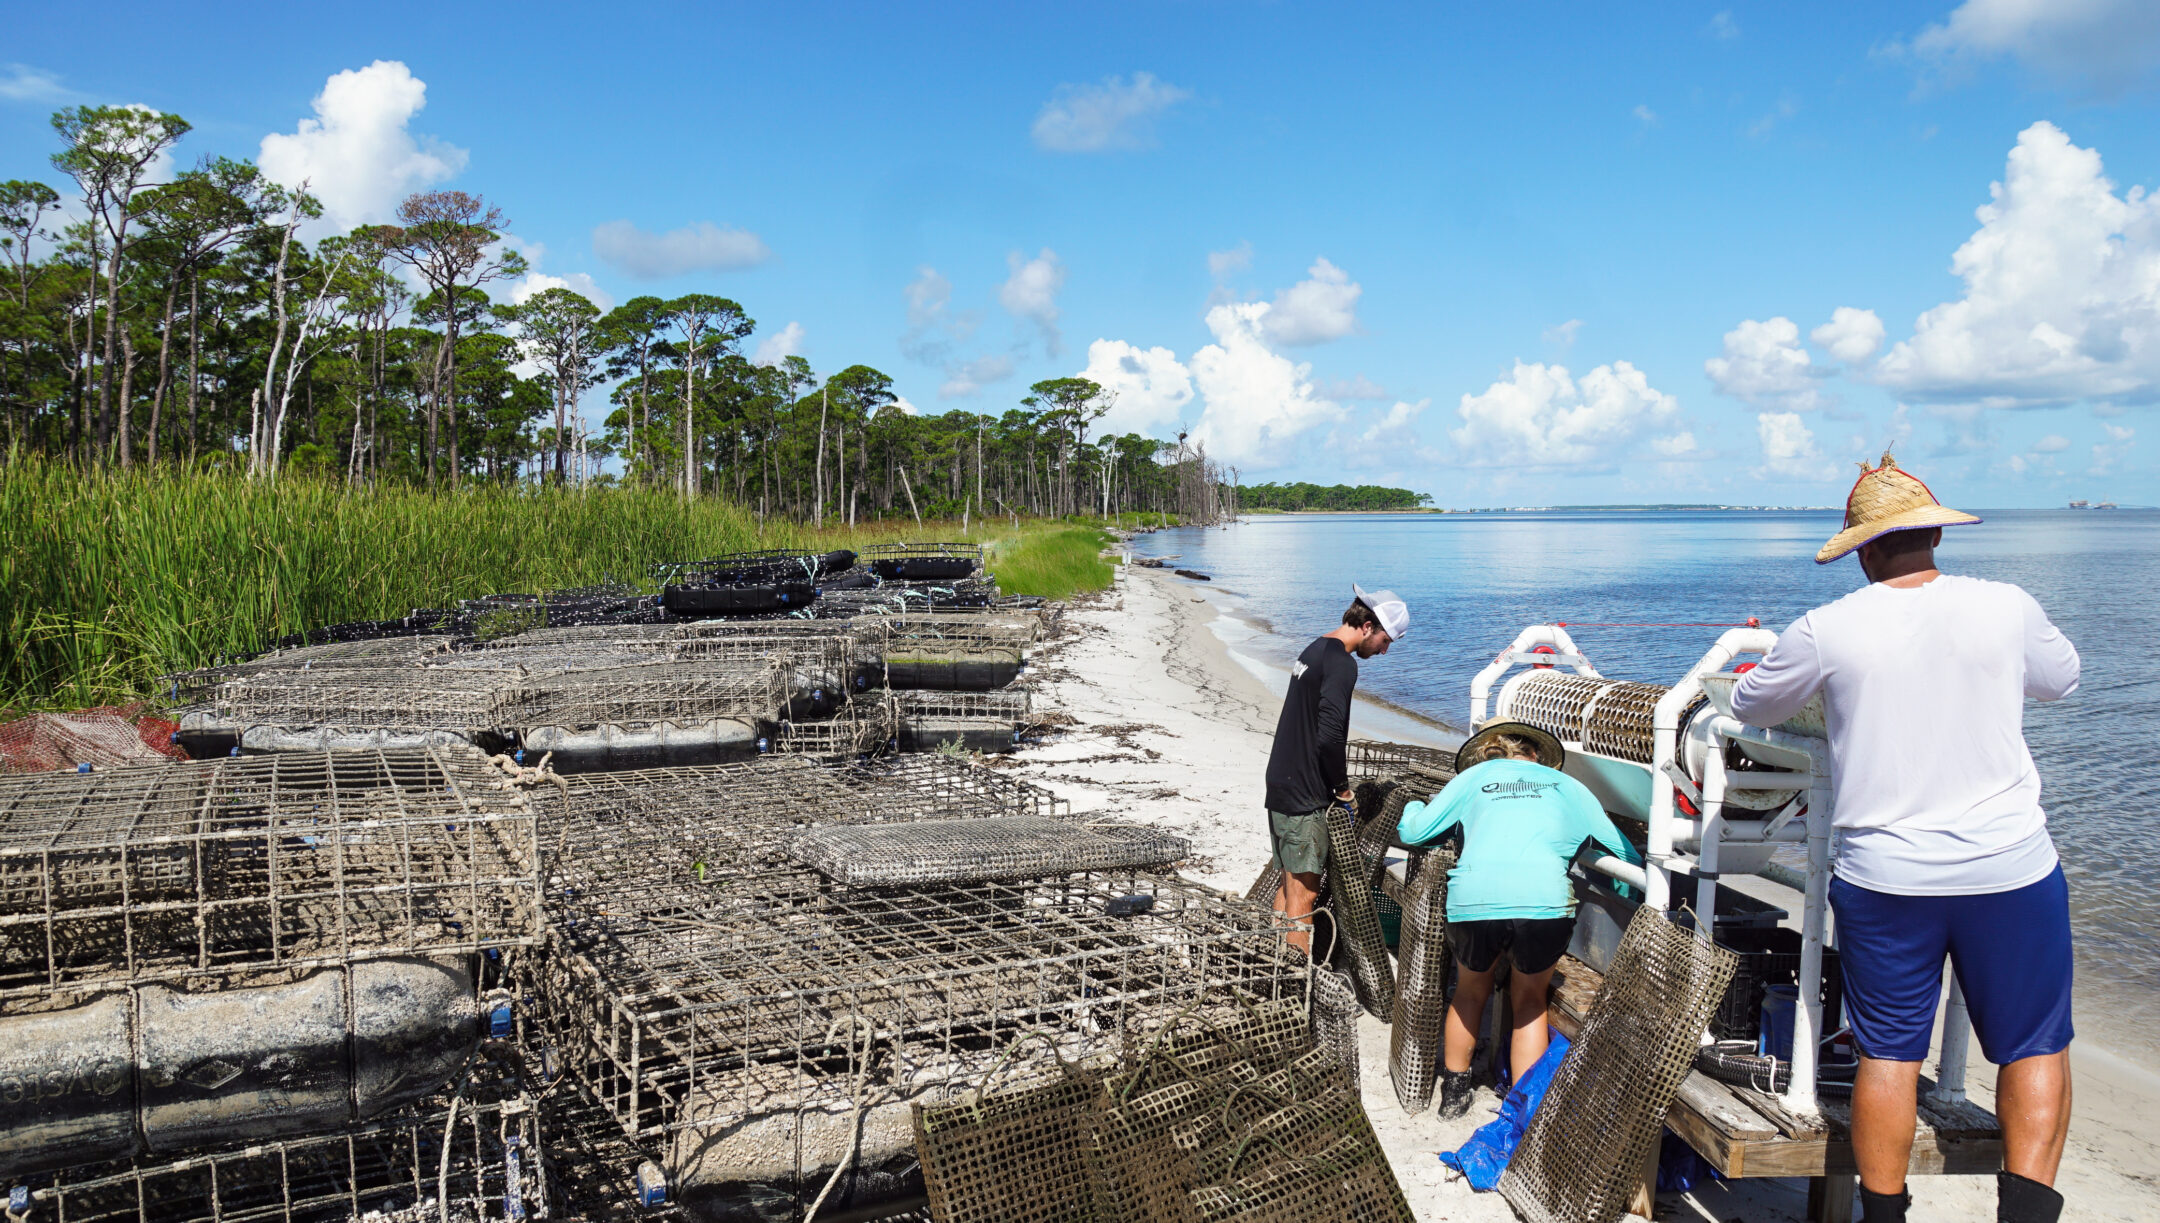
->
xmin=813 ymin=387 xmax=828 ymax=527
xmin=898 ymin=462 xmax=922 ymax=529
xmin=146 ymin=278 xmax=178 ymax=465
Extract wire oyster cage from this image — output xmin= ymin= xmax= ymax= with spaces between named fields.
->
xmin=530 ymin=753 xmax=1071 ymax=902
xmin=531 ymin=869 xmax=1303 ymax=1147
xmin=13 ymin=1064 xmax=542 ymax=1223
xmin=0 ymin=747 xmax=542 ymax=1001
xmin=857 ymin=542 xmax=984 ymax=583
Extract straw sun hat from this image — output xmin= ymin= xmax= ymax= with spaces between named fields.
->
xmin=1815 ymin=451 xmax=1981 ymax=565
xmin=1455 ymin=721 xmax=1566 ymax=774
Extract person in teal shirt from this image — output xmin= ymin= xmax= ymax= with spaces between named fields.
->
xmin=1397 ymin=721 xmax=1644 ymax=1118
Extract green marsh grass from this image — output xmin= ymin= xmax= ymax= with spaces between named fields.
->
xmin=2 ymin=460 xmax=1123 ymax=708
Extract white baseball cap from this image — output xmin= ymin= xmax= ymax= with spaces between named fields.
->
xmin=1352 ymin=583 xmax=1410 ymax=640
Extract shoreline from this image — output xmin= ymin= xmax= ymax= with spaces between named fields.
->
xmin=1005 ymin=564 xmax=2160 ymax=1221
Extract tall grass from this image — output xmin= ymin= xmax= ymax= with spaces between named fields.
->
xmin=985 ymin=524 xmax=1116 ymax=603
xmin=2 ymin=459 xmax=1119 ymax=708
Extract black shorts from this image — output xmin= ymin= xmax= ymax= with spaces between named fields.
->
xmin=1452 ymin=916 xmax=1578 ymax=975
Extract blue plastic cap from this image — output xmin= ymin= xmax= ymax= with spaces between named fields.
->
xmin=757 ymin=738 xmax=771 ymax=753
xmin=169 ymin=731 xmax=181 ymax=744
xmin=514 ymin=749 xmax=526 ymax=764
xmin=76 ymin=762 xmax=93 ymax=774
xmin=489 ymin=1001 xmax=514 ymax=1039
xmin=229 ymin=746 xmax=242 ymax=757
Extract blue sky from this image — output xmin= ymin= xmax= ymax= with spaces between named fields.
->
xmin=7 ymin=1 xmax=2160 ymax=506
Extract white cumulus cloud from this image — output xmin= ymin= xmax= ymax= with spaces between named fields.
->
xmin=1908 ymin=0 xmax=2160 ymax=97
xmin=1450 ymin=360 xmax=1681 ymax=468
xmin=1260 ymin=258 xmax=1361 ymax=347
xmin=2034 ymin=432 xmax=2072 ymax=452
xmin=1754 ymin=411 xmax=1836 ymax=481
xmin=1000 ymin=247 xmax=1067 ymax=356
xmin=258 ymin=61 xmax=467 ymax=232
xmin=1706 ymin=317 xmax=1821 ymax=410
xmin=1812 ymin=307 xmax=1887 ymax=364
xmin=508 ymin=271 xmax=614 ymax=312
xmin=1031 ymin=72 xmax=1190 ymax=153
xmin=1872 ymin=121 xmax=2160 ymax=409
xmin=1078 ymin=338 xmax=1193 ymax=435
xmin=753 ymin=321 xmax=805 ymax=367
xmin=1188 ymin=302 xmax=1345 ymax=466
xmin=591 ymin=219 xmax=771 ymax=280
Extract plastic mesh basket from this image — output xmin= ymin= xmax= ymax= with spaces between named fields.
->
xmin=1388 ymin=846 xmax=1456 ymax=1113
xmin=1498 ymin=907 xmax=1738 ymax=1223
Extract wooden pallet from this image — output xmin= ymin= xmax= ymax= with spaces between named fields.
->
xmin=1546 ymin=954 xmax=2003 ymax=1222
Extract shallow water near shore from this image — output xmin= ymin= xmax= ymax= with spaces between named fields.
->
xmin=1132 ymin=509 xmax=2160 ymax=1071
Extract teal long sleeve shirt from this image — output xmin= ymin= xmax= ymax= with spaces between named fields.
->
xmin=1395 ymin=759 xmax=1644 ymax=922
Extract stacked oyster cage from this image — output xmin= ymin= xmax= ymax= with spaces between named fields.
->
xmin=167 ymin=545 xmax=1054 ymax=767
xmin=521 ymin=752 xmax=1302 ymax=1220
xmin=0 ymin=549 xmax=1367 ymax=1221
xmin=0 ymin=748 xmax=546 ymax=1222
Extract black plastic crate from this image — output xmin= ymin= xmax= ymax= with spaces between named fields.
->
xmin=1711 ymin=925 xmax=1843 ymax=1042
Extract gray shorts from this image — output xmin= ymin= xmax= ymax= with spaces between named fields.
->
xmin=1268 ymin=807 xmax=1329 ymax=877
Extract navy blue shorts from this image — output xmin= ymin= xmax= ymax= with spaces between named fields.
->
xmin=1829 ymin=865 xmax=2074 ymax=1065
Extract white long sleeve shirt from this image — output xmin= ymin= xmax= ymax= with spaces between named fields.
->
xmin=1730 ymin=574 xmax=2080 ymax=896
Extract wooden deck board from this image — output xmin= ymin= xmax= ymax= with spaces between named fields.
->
xmin=1545 ymin=954 xmax=2003 ymax=1179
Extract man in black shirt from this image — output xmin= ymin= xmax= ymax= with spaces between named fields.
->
xmin=1264 ymin=583 xmax=1410 ymax=951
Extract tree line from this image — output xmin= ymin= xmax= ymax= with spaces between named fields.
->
xmin=1236 ymin=482 xmax=1432 ymax=511
xmin=0 ymin=103 xmax=1264 ymax=524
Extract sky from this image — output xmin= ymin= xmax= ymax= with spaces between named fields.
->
xmin=6 ymin=1 xmax=2160 ymax=507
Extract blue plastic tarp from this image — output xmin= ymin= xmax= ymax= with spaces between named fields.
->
xmin=1436 ymin=1028 xmax=1570 ymax=1191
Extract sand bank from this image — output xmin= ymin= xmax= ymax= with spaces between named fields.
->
xmin=997 ymin=564 xmax=2160 ymax=1222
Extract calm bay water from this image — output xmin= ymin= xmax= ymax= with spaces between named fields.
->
xmin=1133 ymin=510 xmax=2160 ymax=1066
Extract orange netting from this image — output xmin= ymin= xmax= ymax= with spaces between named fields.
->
xmin=0 ymin=705 xmax=188 ymax=773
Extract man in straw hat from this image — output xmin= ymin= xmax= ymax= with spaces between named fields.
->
xmin=1733 ymin=453 xmax=2081 ymax=1223
xmin=1263 ymin=582 xmax=1407 ymax=952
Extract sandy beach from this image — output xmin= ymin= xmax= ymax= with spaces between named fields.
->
xmin=997 ymin=562 xmax=2160 ymax=1222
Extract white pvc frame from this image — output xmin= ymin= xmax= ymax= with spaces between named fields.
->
xmin=1475 ymin=624 xmax=1973 ymax=1116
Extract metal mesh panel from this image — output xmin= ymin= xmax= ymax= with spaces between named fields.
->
xmin=886 ymin=613 xmax=1041 ymax=651
xmin=208 ymin=667 xmax=512 ymax=731
xmin=534 ymin=871 xmax=1301 ymax=1142
xmin=502 ymin=659 xmax=785 ymax=728
xmin=17 ymin=1080 xmax=538 ymax=1223
xmin=0 ymin=748 xmax=541 ymax=999
xmin=1347 ymin=739 xmax=1455 ymax=780
xmin=790 ymin=816 xmax=1189 ymax=886
xmin=1498 ymin=673 xmax=1676 ymax=764
xmin=1498 ymin=907 xmax=1739 ymax=1223
xmin=893 ymin=685 xmax=1034 ymax=722
xmin=1322 ymin=802 xmax=1394 ymax=1019
xmin=1388 ymin=847 xmax=1455 ymax=1113
xmin=857 ymin=542 xmax=984 ymax=567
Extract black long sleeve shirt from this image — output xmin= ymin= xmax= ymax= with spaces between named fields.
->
xmin=1264 ymin=636 xmax=1358 ymax=814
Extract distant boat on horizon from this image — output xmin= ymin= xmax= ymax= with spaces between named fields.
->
xmin=2070 ymin=499 xmax=2090 ymax=509
xmin=2099 ymin=499 xmax=2120 ymax=510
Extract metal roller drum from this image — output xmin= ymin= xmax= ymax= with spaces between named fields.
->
xmin=0 ymin=957 xmax=478 ymax=1177
xmin=1494 ymin=672 xmax=1676 ymax=765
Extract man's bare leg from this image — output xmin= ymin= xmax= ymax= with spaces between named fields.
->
xmin=1274 ymin=870 xmax=1323 ymax=954
xmin=1998 ymin=1050 xmax=2072 ymax=1184
xmin=1852 ymin=1056 xmax=1921 ymax=1194
xmin=1508 ymin=965 xmax=1556 ymax=1076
